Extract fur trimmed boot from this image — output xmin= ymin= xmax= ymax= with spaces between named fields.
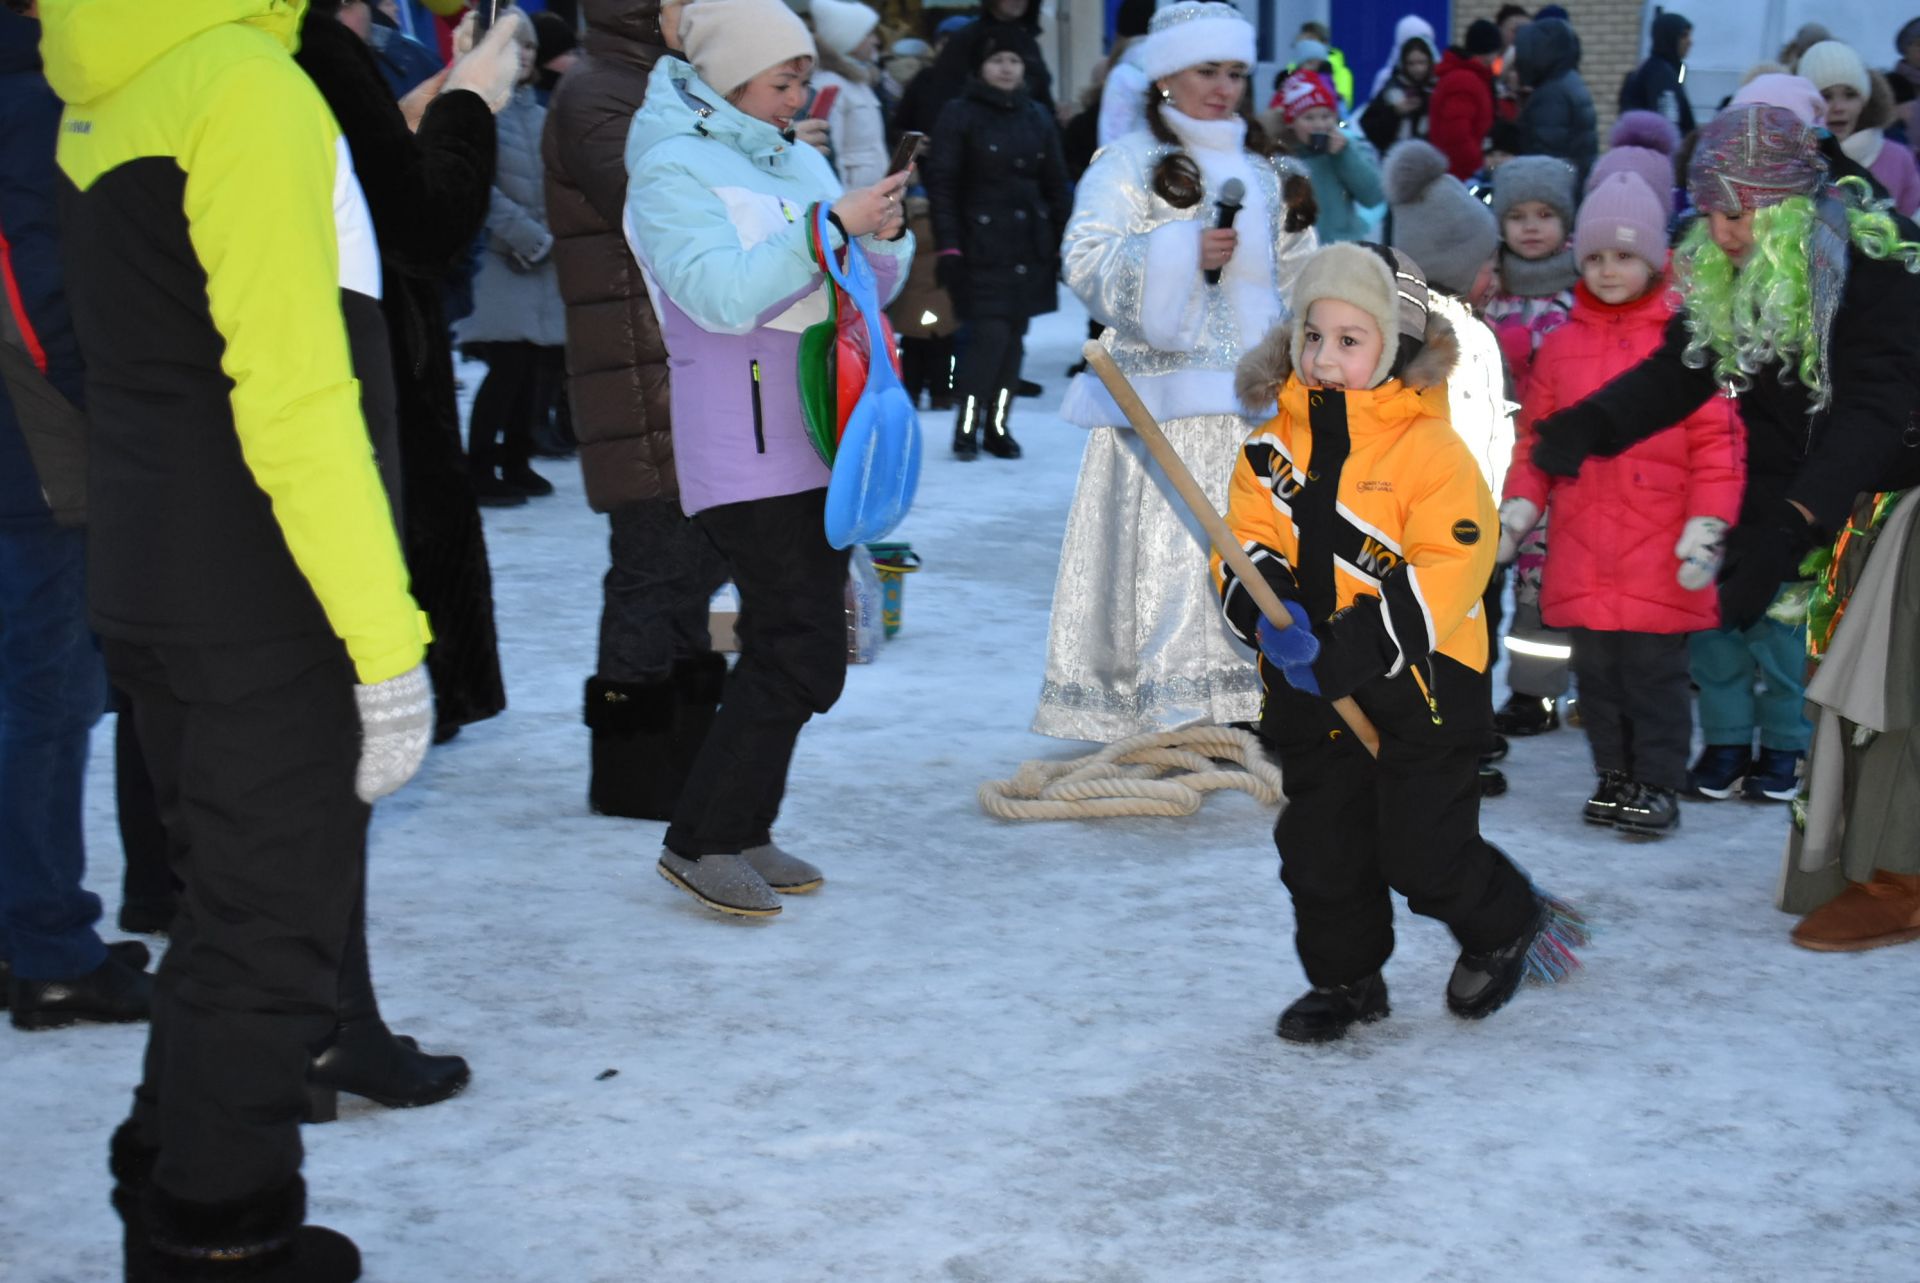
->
xmin=134 ymin=1176 xmax=360 ymax=1282
xmin=1790 ymin=872 xmax=1920 ymax=952
xmin=584 ymin=675 xmax=678 ymax=820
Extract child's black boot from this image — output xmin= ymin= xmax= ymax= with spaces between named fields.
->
xmin=1276 ymin=973 xmax=1389 ymax=1044
xmin=1614 ymin=782 xmax=1680 ymax=836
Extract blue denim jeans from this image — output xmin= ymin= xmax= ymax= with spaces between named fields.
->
xmin=0 ymin=521 xmax=109 ymax=979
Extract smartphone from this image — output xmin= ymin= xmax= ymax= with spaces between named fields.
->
xmin=888 ymin=131 xmax=926 ymax=176
xmin=1307 ymin=132 xmax=1331 ymax=154
xmin=800 ymin=84 xmax=841 ymax=122
xmin=473 ymin=0 xmax=499 ymax=34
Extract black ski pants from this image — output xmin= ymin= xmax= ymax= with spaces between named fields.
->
xmin=598 ymin=497 xmax=728 ymax=686
xmin=1268 ymin=669 xmax=1537 ymax=989
xmin=106 ymin=634 xmax=365 ymax=1205
xmin=664 ymin=488 xmax=849 ymax=857
xmin=953 ymin=315 xmax=1027 ymax=417
xmin=1568 ymin=627 xmax=1692 ymax=791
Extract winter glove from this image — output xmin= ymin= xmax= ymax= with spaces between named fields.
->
xmin=1495 ymin=497 xmax=1541 ymax=566
xmin=1255 ymin=601 xmax=1319 ymax=667
xmin=508 ymin=230 xmax=554 ymax=272
xmin=354 ymin=664 xmax=434 ymax=804
xmin=445 ymin=9 xmax=528 ymax=114
xmin=1715 ymin=501 xmax=1818 ymax=631
xmin=1674 ymin=516 xmax=1729 ymax=592
xmin=1530 ymin=404 xmax=1604 ymax=478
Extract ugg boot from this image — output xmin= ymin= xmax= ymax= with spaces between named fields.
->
xmin=135 ymin=1177 xmax=360 ymax=1282
xmin=584 ymin=675 xmax=678 ymax=820
xmin=1790 ymin=872 xmax=1920 ymax=952
xmin=951 ymin=396 xmax=981 ymax=461
xmin=656 ymin=849 xmax=782 ymax=918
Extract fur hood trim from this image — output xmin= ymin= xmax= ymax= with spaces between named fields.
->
xmin=1234 ymin=313 xmax=1461 ymax=413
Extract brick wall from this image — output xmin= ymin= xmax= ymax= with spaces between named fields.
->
xmin=1454 ymin=0 xmax=1647 ymax=140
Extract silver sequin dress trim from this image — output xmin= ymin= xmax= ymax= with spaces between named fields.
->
xmin=1032 ymin=419 xmax=1264 ymax=742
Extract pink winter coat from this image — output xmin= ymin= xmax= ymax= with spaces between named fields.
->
xmin=1505 ymin=279 xmax=1746 ymax=633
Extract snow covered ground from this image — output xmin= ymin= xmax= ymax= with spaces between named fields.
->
xmin=8 ymin=298 xmax=1920 ymax=1283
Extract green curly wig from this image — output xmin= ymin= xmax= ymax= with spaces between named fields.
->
xmin=1672 ymin=178 xmax=1920 ymax=409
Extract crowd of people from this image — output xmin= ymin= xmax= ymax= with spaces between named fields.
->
xmin=5 ymin=0 xmax=1920 ymax=1276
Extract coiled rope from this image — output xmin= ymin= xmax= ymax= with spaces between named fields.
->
xmin=978 ymin=726 xmax=1284 ymax=821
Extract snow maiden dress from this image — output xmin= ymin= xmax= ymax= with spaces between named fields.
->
xmin=1033 ymin=109 xmax=1317 ymax=741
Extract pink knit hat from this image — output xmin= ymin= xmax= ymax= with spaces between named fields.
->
xmin=1573 ymin=173 xmax=1671 ymax=268
xmin=1585 ymin=110 xmax=1679 ymax=200
xmin=1729 ymin=73 xmax=1828 ymax=127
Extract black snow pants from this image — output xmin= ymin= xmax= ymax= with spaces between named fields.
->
xmin=1568 ymin=627 xmax=1692 ymax=792
xmin=663 ymin=488 xmax=850 ymax=857
xmin=105 ymin=634 xmax=365 ymax=1205
xmin=598 ymin=497 xmax=729 ymax=685
xmin=1265 ymin=658 xmax=1538 ymax=989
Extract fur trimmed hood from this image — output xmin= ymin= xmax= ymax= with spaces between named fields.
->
xmin=1234 ymin=313 xmax=1461 ymax=414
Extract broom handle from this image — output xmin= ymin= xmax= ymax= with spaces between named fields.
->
xmin=1082 ymin=342 xmax=1381 ymax=759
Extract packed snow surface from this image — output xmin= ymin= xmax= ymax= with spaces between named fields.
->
xmin=6 ymin=299 xmax=1918 ymax=1283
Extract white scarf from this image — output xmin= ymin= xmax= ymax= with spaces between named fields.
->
xmin=1159 ymin=106 xmax=1279 ymax=346
xmin=1840 ymin=127 xmax=1887 ymax=170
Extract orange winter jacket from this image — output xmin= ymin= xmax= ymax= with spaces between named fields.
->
xmin=1215 ymin=320 xmax=1497 ymax=703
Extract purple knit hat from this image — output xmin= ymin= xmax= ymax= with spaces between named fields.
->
xmin=1574 ymin=173 xmax=1671 ymax=266
xmin=1586 ymin=111 xmax=1680 ymax=200
xmin=1687 ymin=104 xmax=1828 ymax=215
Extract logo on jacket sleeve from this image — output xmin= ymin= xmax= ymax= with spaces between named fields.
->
xmin=1452 ymin=519 xmax=1481 ymax=546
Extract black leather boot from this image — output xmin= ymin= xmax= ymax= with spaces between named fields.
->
xmin=1276 ymin=973 xmax=1390 ymax=1043
xmin=9 ymin=946 xmax=153 ymax=1030
xmin=136 ymin=1176 xmax=360 ymax=1282
xmin=305 ymin=1017 xmax=470 ymax=1123
xmin=584 ymin=675 xmax=678 ymax=820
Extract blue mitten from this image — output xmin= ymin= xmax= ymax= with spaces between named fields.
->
xmin=1255 ymin=602 xmax=1319 ymax=668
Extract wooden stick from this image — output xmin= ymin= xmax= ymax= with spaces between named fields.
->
xmin=1082 ymin=341 xmax=1381 ymax=758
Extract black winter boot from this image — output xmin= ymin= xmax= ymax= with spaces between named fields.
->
xmin=305 ymin=1017 xmax=470 ymax=1123
xmin=9 ymin=946 xmax=153 ymax=1030
xmin=135 ymin=1176 xmax=360 ymax=1282
xmin=1583 ymin=770 xmax=1632 ymax=825
xmin=584 ymin=675 xmax=679 ymax=820
xmin=1276 ymin=973 xmax=1390 ymax=1043
xmin=981 ymin=388 xmax=1022 ymax=459
xmin=1613 ymin=782 xmax=1680 ymax=836
xmin=951 ymin=397 xmax=980 ymax=460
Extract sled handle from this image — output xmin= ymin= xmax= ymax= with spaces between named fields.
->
xmin=1082 ymin=341 xmax=1381 ymax=758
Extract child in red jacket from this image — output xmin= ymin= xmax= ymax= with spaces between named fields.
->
xmin=1500 ymin=173 xmax=1746 ymax=836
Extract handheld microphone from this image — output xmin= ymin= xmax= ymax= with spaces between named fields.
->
xmin=1204 ymin=177 xmax=1246 ymax=286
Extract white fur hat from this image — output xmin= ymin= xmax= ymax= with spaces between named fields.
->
xmin=1140 ymin=2 xmax=1255 ymax=82
xmin=811 ymin=0 xmax=879 ymax=57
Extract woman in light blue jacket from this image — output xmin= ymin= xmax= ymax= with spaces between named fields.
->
xmin=623 ymin=0 xmax=911 ymax=919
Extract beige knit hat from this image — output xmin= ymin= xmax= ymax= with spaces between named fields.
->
xmin=681 ymin=0 xmax=817 ymax=98
xmin=1288 ymin=242 xmax=1431 ymax=390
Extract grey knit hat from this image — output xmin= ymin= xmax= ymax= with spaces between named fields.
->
xmin=1382 ymin=140 xmax=1499 ymax=297
xmin=1491 ymin=154 xmax=1579 ymax=229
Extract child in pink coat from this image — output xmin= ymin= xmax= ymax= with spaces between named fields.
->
xmin=1500 ymin=173 xmax=1745 ymax=837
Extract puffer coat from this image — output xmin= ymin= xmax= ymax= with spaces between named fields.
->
xmin=924 ymin=78 xmax=1070 ymax=321
xmin=457 ymin=84 xmax=566 ymax=346
xmin=1515 ymin=18 xmax=1597 ymax=184
xmin=541 ymin=0 xmax=676 ymax=511
xmin=1505 ymin=280 xmax=1745 ymax=633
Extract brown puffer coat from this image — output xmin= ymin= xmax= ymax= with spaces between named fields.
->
xmin=541 ymin=0 xmax=675 ymax=511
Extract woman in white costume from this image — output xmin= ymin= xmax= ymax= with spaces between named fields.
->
xmin=1033 ymin=0 xmax=1318 ymax=742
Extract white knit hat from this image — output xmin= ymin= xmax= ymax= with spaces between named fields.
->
xmin=681 ymin=0 xmax=817 ymax=98
xmin=1796 ymin=40 xmax=1870 ymax=96
xmin=810 ymin=0 xmax=878 ymax=57
xmin=1140 ymin=2 xmax=1255 ymax=81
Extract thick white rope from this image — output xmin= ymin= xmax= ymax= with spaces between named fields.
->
xmin=978 ymin=726 xmax=1285 ymax=821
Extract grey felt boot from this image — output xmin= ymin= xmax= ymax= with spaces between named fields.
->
xmin=742 ymin=843 xmax=823 ymax=894
xmin=656 ymin=850 xmax=782 ymax=918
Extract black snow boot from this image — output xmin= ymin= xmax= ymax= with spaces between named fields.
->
xmin=1493 ymin=693 xmax=1559 ymax=736
xmin=951 ymin=397 xmax=981 ymax=460
xmin=1583 ymin=770 xmax=1632 ymax=825
xmin=1276 ymin=973 xmax=1390 ymax=1043
xmin=584 ymin=675 xmax=679 ymax=820
xmin=1447 ymin=900 xmax=1552 ymax=1020
xmin=981 ymin=389 xmax=1022 ymax=459
xmin=9 ymin=946 xmax=153 ymax=1030
xmin=134 ymin=1177 xmax=360 ymax=1283
xmin=1613 ymin=782 xmax=1680 ymax=836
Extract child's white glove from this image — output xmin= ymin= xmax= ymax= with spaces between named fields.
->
xmin=1496 ymin=497 xmax=1541 ymax=566
xmin=446 ymin=10 xmax=528 ymax=114
xmin=354 ymin=664 xmax=434 ymax=804
xmin=1675 ymin=516 xmax=1728 ymax=591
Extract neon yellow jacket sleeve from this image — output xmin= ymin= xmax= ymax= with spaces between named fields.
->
xmin=181 ymin=54 xmax=427 ymax=684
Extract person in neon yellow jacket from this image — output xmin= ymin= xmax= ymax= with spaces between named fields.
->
xmin=36 ymin=0 xmax=513 ymax=1271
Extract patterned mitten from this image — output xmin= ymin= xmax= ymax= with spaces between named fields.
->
xmin=354 ymin=664 xmax=434 ymax=803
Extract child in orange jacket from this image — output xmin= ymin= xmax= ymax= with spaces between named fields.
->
xmin=1217 ymin=242 xmax=1584 ymax=1044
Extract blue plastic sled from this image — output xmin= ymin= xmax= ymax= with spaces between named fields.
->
xmin=816 ymin=204 xmax=921 ymax=550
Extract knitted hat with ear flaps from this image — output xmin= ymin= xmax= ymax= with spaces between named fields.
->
xmin=1288 ymin=242 xmax=1431 ymax=389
